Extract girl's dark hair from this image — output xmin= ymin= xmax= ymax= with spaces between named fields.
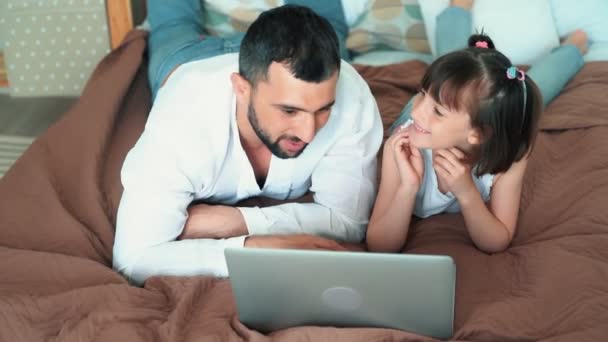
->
xmin=421 ymin=33 xmax=543 ymax=175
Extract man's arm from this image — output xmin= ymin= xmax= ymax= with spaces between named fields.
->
xmin=116 ymin=185 xmax=353 ymax=285
xmin=112 ymin=118 xmax=254 ymax=284
xmin=111 ymin=66 xmax=255 ymax=285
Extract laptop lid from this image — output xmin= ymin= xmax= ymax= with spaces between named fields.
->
xmin=225 ymin=247 xmax=456 ymax=339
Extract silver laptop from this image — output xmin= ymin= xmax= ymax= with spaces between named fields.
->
xmin=225 ymin=247 xmax=456 ymax=339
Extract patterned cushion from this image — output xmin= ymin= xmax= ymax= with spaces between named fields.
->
xmin=202 ymin=0 xmax=280 ymax=36
xmin=347 ymin=0 xmax=430 ymax=54
xmin=202 ymin=0 xmax=430 ymax=54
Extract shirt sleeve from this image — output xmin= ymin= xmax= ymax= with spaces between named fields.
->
xmin=239 ymin=77 xmax=383 ymax=243
xmin=112 ymin=71 xmax=243 ymax=285
xmin=114 ymin=181 xmax=247 ymax=285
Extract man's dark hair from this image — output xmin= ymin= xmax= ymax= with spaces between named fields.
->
xmin=239 ymin=4 xmax=341 ymax=86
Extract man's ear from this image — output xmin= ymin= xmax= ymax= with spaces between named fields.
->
xmin=231 ymin=73 xmax=252 ymax=102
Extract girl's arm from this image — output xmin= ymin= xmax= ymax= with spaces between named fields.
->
xmin=366 ymin=131 xmax=422 ymax=253
xmin=457 ymin=157 xmax=528 ymax=252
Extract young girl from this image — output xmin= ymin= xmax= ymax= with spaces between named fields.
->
xmin=366 ymin=28 xmax=588 ymax=253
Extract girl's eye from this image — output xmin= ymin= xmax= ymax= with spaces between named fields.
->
xmin=434 ymin=107 xmax=445 ymax=117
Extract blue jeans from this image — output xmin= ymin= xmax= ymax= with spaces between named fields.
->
xmin=146 ymin=0 xmax=349 ymax=101
xmin=390 ymin=6 xmax=585 ymax=133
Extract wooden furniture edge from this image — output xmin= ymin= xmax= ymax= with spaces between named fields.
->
xmin=106 ymin=0 xmax=134 ymax=49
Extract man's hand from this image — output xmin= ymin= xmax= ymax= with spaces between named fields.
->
xmin=179 ymin=204 xmax=247 ymax=240
xmin=244 ymin=234 xmax=352 ymax=251
xmin=433 ymin=148 xmax=477 ymax=199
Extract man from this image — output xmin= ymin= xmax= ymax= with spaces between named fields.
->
xmin=113 ymin=1 xmax=383 ymax=285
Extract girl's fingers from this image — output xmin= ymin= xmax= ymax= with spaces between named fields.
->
xmin=433 ymin=155 xmax=454 ymax=174
xmin=393 ymin=136 xmax=410 ymax=150
xmin=448 ymin=147 xmax=466 ymax=160
xmin=436 ymin=149 xmax=461 ymax=167
xmin=386 ymin=129 xmax=408 ymax=145
xmin=409 ymin=146 xmax=422 ymax=158
xmin=396 ymin=137 xmax=410 ymax=147
xmin=433 ymin=162 xmax=449 ymax=179
xmin=393 ymin=127 xmax=410 ymax=139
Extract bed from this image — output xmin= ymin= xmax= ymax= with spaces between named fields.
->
xmin=1 ymin=24 xmax=608 ymax=342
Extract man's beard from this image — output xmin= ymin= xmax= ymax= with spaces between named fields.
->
xmin=247 ymin=102 xmax=307 ymax=159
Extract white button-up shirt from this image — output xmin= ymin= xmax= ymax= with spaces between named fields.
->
xmin=113 ymin=53 xmax=383 ymax=285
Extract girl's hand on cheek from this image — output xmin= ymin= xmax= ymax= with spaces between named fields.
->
xmin=433 ymin=148 xmax=476 ymax=198
xmin=391 ymin=126 xmax=424 ymax=189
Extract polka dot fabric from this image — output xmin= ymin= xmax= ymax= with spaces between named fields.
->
xmin=0 ymin=0 xmax=111 ymax=96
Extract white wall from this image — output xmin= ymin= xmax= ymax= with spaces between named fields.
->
xmin=0 ymin=0 xmax=6 ymax=49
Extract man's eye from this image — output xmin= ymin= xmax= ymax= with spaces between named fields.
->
xmin=283 ymin=109 xmax=296 ymax=115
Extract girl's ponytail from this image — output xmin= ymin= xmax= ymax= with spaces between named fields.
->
xmin=468 ymin=33 xmax=495 ymax=50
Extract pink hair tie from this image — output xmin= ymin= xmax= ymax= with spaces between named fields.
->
xmin=475 ymin=41 xmax=488 ymax=49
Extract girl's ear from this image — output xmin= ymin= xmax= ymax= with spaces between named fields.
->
xmin=467 ymin=127 xmax=484 ymax=145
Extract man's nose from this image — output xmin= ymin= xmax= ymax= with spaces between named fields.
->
xmin=294 ymin=114 xmax=316 ymax=143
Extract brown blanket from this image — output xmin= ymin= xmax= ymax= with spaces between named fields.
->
xmin=1 ymin=30 xmax=607 ymax=341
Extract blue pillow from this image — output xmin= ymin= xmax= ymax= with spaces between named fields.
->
xmin=550 ymin=0 xmax=608 ymax=43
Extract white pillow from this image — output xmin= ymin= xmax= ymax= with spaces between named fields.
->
xmin=585 ymin=42 xmax=608 ymax=62
xmin=550 ymin=0 xmax=608 ymax=43
xmin=419 ymin=0 xmax=561 ymax=65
